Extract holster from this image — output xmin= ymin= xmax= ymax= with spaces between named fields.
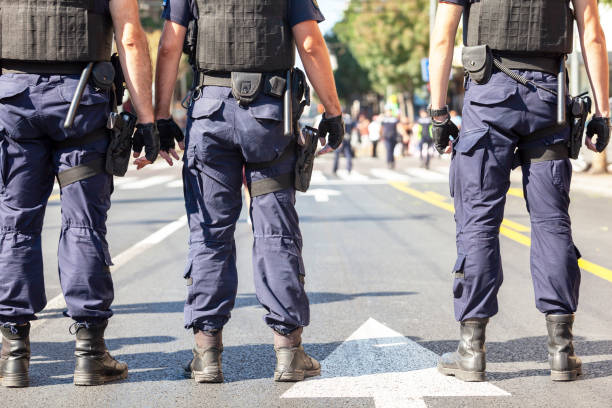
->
xmin=462 ymin=45 xmax=493 ymax=85
xmin=106 ymin=111 xmax=137 ymax=177
xmin=295 ymin=126 xmax=318 ymax=193
xmin=567 ymin=95 xmax=591 ymax=159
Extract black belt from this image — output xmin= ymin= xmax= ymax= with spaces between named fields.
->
xmin=519 ymin=142 xmax=568 ymax=164
xmin=0 ymin=60 xmax=89 ymax=75
xmin=493 ymin=54 xmax=560 ymax=76
xmin=197 ymin=71 xmax=288 ymax=89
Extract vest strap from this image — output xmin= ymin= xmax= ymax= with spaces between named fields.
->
xmin=248 ymin=172 xmax=294 ymax=197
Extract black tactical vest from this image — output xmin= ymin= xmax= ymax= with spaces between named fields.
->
xmin=0 ymin=0 xmax=113 ymax=63
xmin=195 ymin=0 xmax=295 ymax=73
xmin=465 ymin=0 xmax=574 ymax=56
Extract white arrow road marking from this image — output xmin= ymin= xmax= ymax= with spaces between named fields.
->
xmin=119 ymin=175 xmax=175 ymax=190
xmin=301 ymin=188 xmax=341 ymax=202
xmin=281 ymin=318 xmax=510 ymax=408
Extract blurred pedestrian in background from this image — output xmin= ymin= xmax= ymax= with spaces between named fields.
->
xmin=415 ymin=109 xmax=433 ymax=169
xmin=368 ymin=114 xmax=382 ymax=158
xmin=381 ymin=110 xmax=400 ymax=169
xmin=333 ymin=112 xmax=355 ymax=174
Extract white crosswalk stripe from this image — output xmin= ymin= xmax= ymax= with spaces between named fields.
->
xmin=119 ymin=175 xmax=176 ymax=190
xmin=369 ymin=168 xmax=412 ymax=182
xmin=403 ymin=168 xmax=448 ymax=182
xmin=311 ymin=170 xmax=328 ymax=183
xmin=336 ymin=169 xmax=370 ymax=181
xmin=166 ymin=179 xmax=184 ymax=188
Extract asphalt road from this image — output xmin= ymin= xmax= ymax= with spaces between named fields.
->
xmin=3 ymin=152 xmax=612 ymax=408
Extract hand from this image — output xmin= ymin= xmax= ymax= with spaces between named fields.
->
xmin=318 ymin=113 xmax=345 ymax=150
xmin=585 ymin=116 xmax=611 ymax=153
xmin=431 ymin=116 xmax=459 ymax=155
xmin=132 ymin=123 xmax=160 ymax=169
xmin=157 ymin=117 xmax=185 ymax=166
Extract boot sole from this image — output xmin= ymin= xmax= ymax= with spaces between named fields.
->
xmin=1 ymin=373 xmax=29 ymax=388
xmin=438 ymin=364 xmax=486 ymax=382
xmin=74 ymin=370 xmax=128 ymax=386
xmin=274 ymin=367 xmax=321 ymax=382
xmin=191 ymin=370 xmax=224 ymax=384
xmin=551 ymin=367 xmax=582 ymax=382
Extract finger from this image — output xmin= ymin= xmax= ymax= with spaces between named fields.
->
xmin=585 ymin=137 xmax=597 ymax=152
xmin=316 ymin=145 xmax=334 ymax=156
xmin=133 ymin=157 xmax=152 ymax=170
xmin=444 ymin=146 xmax=452 ymax=154
xmin=159 ymin=151 xmax=173 ymax=166
xmin=133 ymin=151 xmax=141 ymax=158
xmin=170 ymin=149 xmax=180 ymax=160
xmin=319 ymin=137 xmax=326 ymax=147
xmin=178 ymin=141 xmax=186 ymax=151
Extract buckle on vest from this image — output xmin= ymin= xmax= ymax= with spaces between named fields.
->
xmin=231 ymin=72 xmax=263 ymax=106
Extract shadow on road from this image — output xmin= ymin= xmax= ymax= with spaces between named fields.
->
xmin=37 ymin=291 xmax=417 ymax=319
xmin=418 ymin=336 xmax=612 ymax=380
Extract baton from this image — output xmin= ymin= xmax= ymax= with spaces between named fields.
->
xmin=64 ymin=62 xmax=94 ymax=129
xmin=284 ymin=69 xmax=293 ymax=137
xmin=557 ymin=57 xmax=566 ymax=125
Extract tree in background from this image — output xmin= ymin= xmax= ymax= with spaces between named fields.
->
xmin=333 ymin=0 xmax=430 ymax=115
xmin=325 ymin=32 xmax=372 ymax=105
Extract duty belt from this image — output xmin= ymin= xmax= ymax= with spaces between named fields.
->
xmin=494 ymin=53 xmax=560 ymax=76
xmin=0 ymin=60 xmax=90 ymax=75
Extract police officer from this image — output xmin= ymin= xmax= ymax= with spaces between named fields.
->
xmin=430 ymin=0 xmax=610 ymax=382
xmin=155 ymin=0 xmax=343 ymax=383
xmin=0 ymin=0 xmax=159 ymax=388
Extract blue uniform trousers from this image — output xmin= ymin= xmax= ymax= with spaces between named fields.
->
xmin=451 ymin=70 xmax=581 ymax=321
xmin=0 ymin=74 xmax=114 ymax=324
xmin=183 ymin=86 xmax=309 ymax=335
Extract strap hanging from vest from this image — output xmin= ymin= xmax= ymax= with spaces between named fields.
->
xmin=56 ymin=158 xmax=105 ymax=189
xmin=248 ymin=172 xmax=294 ymax=198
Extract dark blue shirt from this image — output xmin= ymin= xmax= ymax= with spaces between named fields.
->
xmin=94 ymin=1 xmax=111 ymax=16
xmin=162 ymin=0 xmax=324 ymax=28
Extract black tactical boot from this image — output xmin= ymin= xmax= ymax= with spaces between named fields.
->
xmin=0 ymin=323 xmax=31 ymax=388
xmin=274 ymin=328 xmax=321 ymax=382
xmin=184 ymin=329 xmax=224 ymax=383
xmin=546 ymin=314 xmax=582 ymax=381
xmin=72 ymin=321 xmax=128 ymax=386
xmin=438 ymin=318 xmax=488 ymax=382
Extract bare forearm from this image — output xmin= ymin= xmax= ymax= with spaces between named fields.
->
xmin=294 ymin=21 xmax=341 ymax=117
xmin=117 ymin=29 xmax=154 ymax=123
xmin=155 ymin=22 xmax=187 ymax=119
xmin=429 ymin=3 xmax=463 ymax=110
xmin=581 ymin=30 xmax=610 ymax=117
xmin=300 ymin=46 xmax=341 ymax=116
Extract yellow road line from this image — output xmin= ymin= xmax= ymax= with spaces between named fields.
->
xmin=507 ymin=188 xmax=524 ymax=198
xmin=389 ymin=181 xmax=612 ymax=284
xmin=49 ymin=194 xmax=60 ymax=202
xmin=424 ymin=191 xmax=449 ymax=202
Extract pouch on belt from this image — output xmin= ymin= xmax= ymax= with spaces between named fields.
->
xmin=462 ymin=45 xmax=493 ymax=85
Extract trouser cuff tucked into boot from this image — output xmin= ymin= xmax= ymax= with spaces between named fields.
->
xmin=72 ymin=320 xmax=128 ymax=386
xmin=186 ymin=329 xmax=224 ymax=383
xmin=0 ymin=322 xmax=31 ymax=388
xmin=273 ymin=327 xmax=321 ymax=382
xmin=438 ymin=318 xmax=488 ymax=382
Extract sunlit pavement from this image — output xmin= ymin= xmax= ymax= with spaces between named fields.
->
xmin=3 ymin=152 xmax=612 ymax=408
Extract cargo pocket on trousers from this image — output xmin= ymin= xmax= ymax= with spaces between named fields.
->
xmin=190 ymin=98 xmax=224 ymax=120
xmin=452 ymin=254 xmax=467 ymax=305
xmin=452 ymin=127 xmax=489 ymax=199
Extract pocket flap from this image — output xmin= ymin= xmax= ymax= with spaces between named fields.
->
xmin=455 ymin=127 xmax=488 ymax=154
xmin=453 ymin=254 xmax=466 ymax=278
xmin=470 ymin=85 xmax=516 ymax=105
xmin=462 ymin=45 xmax=489 ymax=73
xmin=0 ymin=80 xmax=28 ymax=100
xmin=190 ymin=98 xmax=223 ymax=119
xmin=536 ymin=87 xmax=557 ymax=104
xmin=249 ymin=102 xmax=282 ymax=122
xmin=59 ymin=83 xmax=108 ymax=106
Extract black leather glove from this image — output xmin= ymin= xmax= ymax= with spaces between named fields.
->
xmin=318 ymin=114 xmax=345 ymax=149
xmin=586 ymin=116 xmax=611 ymax=153
xmin=432 ymin=116 xmax=459 ymax=154
xmin=132 ymin=123 xmax=160 ymax=162
xmin=156 ymin=117 xmax=185 ymax=152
